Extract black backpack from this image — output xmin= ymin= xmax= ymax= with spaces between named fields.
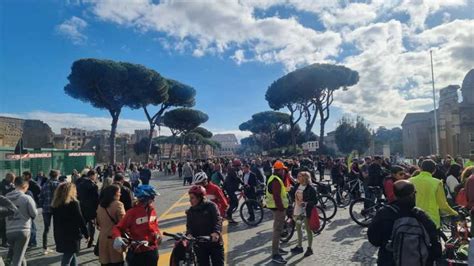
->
xmin=386 ymin=205 xmax=431 ymax=266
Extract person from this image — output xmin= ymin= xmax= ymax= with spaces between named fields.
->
xmin=193 ymin=172 xmax=229 ymax=218
xmin=330 ymin=159 xmax=344 ymax=204
xmin=71 ymin=169 xmax=81 ymax=184
xmin=77 ymin=170 xmax=100 ymax=248
xmin=266 ymin=160 xmax=290 ymax=264
xmin=317 ymin=158 xmax=325 ymax=181
xmin=251 ymin=158 xmax=266 ymax=184
xmin=383 ymin=166 xmax=407 ymax=203
xmin=97 ymin=185 xmax=126 ymax=266
xmin=5 ymin=176 xmax=37 ymax=266
xmin=182 ymin=162 xmax=194 ymax=186
xmin=289 ymin=171 xmax=316 ymax=257
xmin=445 ymin=163 xmax=462 ymax=205
xmin=51 ymin=182 xmax=89 ymax=266
xmin=464 ymin=166 xmax=474 ymax=234
xmin=242 ymin=164 xmax=258 ymax=221
xmin=178 ymin=162 xmax=183 ymax=179
xmin=465 ymin=155 xmax=474 ymax=168
xmin=139 ymin=166 xmax=151 ymax=185
xmin=129 ymin=165 xmax=140 ymax=191
xmin=410 ymin=159 xmax=458 ymax=229
xmin=22 ymin=171 xmax=40 ymax=248
xmin=35 ymin=171 xmax=47 ymax=187
xmin=0 ymin=172 xmax=15 ymax=247
xmin=112 ymin=185 xmax=161 ymax=266
xmin=368 ymin=180 xmax=441 ymax=265
xmin=185 ymin=185 xmax=224 ymax=265
xmin=39 ymin=169 xmax=60 ymax=254
xmin=367 ymin=156 xmax=385 ymax=188
xmin=113 ymin=174 xmax=133 ymax=211
xmin=210 ymin=164 xmax=225 ymax=187
xmin=224 ymin=159 xmax=244 ymax=224
xmin=101 ymin=175 xmax=114 ymax=193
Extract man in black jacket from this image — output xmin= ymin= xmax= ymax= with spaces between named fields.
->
xmin=368 ymin=180 xmax=441 ymax=266
xmin=223 ymin=159 xmax=244 ymax=224
xmin=77 ymin=170 xmax=99 ymax=248
xmin=113 ymin=174 xmax=133 ymax=211
xmin=242 ymin=164 xmax=258 ymax=221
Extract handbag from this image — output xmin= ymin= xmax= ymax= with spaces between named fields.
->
xmin=94 ymin=207 xmax=118 ymax=256
xmin=309 ymin=206 xmax=321 ymax=232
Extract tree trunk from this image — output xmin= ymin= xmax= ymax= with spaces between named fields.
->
xmin=109 ymin=109 xmax=121 ymax=165
xmin=290 ymin=122 xmax=297 ymax=151
xmin=319 ymin=120 xmax=325 ymax=155
xmin=168 ymin=141 xmax=175 ymax=160
xmin=146 ymin=124 xmax=155 ymax=163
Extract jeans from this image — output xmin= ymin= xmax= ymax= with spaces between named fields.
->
xmin=29 ymin=219 xmax=37 ymax=246
xmin=86 ymin=219 xmax=95 ymax=244
xmin=226 ymin=190 xmax=238 ymax=220
xmin=61 ymin=252 xmax=77 ymax=266
xmin=7 ymin=231 xmax=30 ymax=266
xmin=295 ymin=215 xmax=312 ymax=248
xmin=272 ymin=210 xmax=286 ymax=256
xmin=244 ymin=188 xmax=256 ymax=220
xmin=195 ymin=242 xmax=224 ymax=266
xmin=42 ymin=212 xmax=52 ymax=249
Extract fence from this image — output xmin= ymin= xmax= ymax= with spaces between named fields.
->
xmin=0 ymin=147 xmax=96 ymax=178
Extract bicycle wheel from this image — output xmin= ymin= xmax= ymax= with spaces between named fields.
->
xmin=312 ymin=205 xmax=327 ymax=235
xmin=240 ymin=199 xmax=264 ymax=226
xmin=280 ymin=217 xmax=295 ymax=243
xmin=318 ymin=195 xmax=337 ymax=220
xmin=337 ymin=188 xmax=352 ymax=208
xmin=349 ymin=198 xmax=378 ymax=227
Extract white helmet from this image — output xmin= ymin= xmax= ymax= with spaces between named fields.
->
xmin=193 ymin=171 xmax=208 ymax=184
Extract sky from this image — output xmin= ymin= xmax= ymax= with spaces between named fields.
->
xmin=1 ymin=0 xmax=473 ymax=140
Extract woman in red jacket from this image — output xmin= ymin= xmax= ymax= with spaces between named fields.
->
xmin=383 ymin=166 xmax=407 ymax=203
xmin=193 ymin=172 xmax=229 ymax=217
xmin=112 ymin=185 xmax=161 ymax=266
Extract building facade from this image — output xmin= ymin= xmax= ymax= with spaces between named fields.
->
xmin=0 ymin=116 xmax=54 ymax=148
xmin=212 ymin=134 xmax=240 ymax=157
xmin=402 ymin=69 xmax=474 ymax=158
xmin=132 ymin=129 xmax=157 ymax=144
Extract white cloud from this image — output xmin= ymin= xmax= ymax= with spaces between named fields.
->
xmin=56 ymin=16 xmax=88 ymax=45
xmin=80 ymin=0 xmax=473 ymax=129
xmin=89 ymin=0 xmax=342 ymax=70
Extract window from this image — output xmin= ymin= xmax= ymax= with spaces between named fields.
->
xmin=471 ymin=150 xmax=474 ymax=155
xmin=470 ymin=133 xmax=474 ymax=143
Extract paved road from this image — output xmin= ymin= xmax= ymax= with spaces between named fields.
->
xmin=0 ymin=174 xmax=378 ymax=265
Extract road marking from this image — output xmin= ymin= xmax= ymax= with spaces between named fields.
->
xmin=158 ymin=192 xmax=188 ymax=220
xmin=174 ymin=201 xmax=190 ymax=208
xmin=160 ymin=211 xmax=186 ymax=220
xmin=162 ymin=224 xmax=187 ymax=234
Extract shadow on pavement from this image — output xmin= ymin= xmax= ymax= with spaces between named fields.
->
xmin=227 ymin=231 xmax=273 ymax=265
xmin=350 ymin=241 xmax=377 ymax=264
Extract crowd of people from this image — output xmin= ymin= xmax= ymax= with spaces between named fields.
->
xmin=0 ymin=153 xmax=472 ymax=265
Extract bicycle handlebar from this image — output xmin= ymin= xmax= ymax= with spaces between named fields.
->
xmin=163 ymin=232 xmax=211 ymax=242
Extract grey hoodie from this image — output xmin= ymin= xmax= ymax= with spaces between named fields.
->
xmin=5 ymin=190 xmax=37 ymax=234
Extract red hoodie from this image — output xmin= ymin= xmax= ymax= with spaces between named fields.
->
xmin=111 ymin=202 xmax=160 ymax=253
xmin=383 ymin=178 xmax=396 ymax=203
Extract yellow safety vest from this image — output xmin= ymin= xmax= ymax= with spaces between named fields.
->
xmin=266 ymin=175 xmax=289 ymax=209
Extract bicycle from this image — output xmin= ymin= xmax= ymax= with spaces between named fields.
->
xmin=239 ymin=187 xmax=265 ymax=226
xmin=163 ymin=231 xmax=211 ymax=266
xmin=349 ymin=186 xmax=387 ymax=227
xmin=313 ymin=181 xmax=337 ymax=220
xmin=440 ymin=206 xmax=470 ymax=265
xmin=280 ymin=203 xmax=327 ymax=243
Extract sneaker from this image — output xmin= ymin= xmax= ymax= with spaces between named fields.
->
xmin=279 ymin=248 xmax=289 ymax=255
xmin=271 ymin=254 xmax=287 ymax=264
xmin=304 ymin=247 xmax=313 ymax=257
xmin=290 ymin=246 xmax=304 ymax=254
xmin=43 ymin=248 xmax=53 ymax=255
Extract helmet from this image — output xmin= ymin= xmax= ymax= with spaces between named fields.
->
xmin=232 ymin=159 xmax=242 ymax=167
xmin=134 ymin=185 xmax=158 ymax=201
xmin=188 ymin=185 xmax=206 ymax=197
xmin=273 ymin=160 xmax=288 ymax=170
xmin=193 ymin=172 xmax=208 ymax=184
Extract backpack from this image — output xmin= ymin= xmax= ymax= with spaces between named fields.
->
xmin=386 ymin=205 xmax=431 ymax=266
xmin=0 ymin=196 xmax=17 ymax=219
xmin=455 ymin=188 xmax=468 ymax=207
xmin=309 ymin=206 xmax=320 ymax=232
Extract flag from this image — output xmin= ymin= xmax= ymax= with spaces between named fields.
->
xmin=14 ymin=138 xmax=28 ymax=155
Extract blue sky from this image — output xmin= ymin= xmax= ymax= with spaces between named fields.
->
xmin=1 ymin=0 xmax=473 ymax=139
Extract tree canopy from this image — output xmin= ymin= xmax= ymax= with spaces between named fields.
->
xmin=163 ymin=108 xmax=209 ymax=134
xmin=64 ymin=58 xmax=167 ymax=163
xmin=335 ymin=116 xmax=371 ymax=155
